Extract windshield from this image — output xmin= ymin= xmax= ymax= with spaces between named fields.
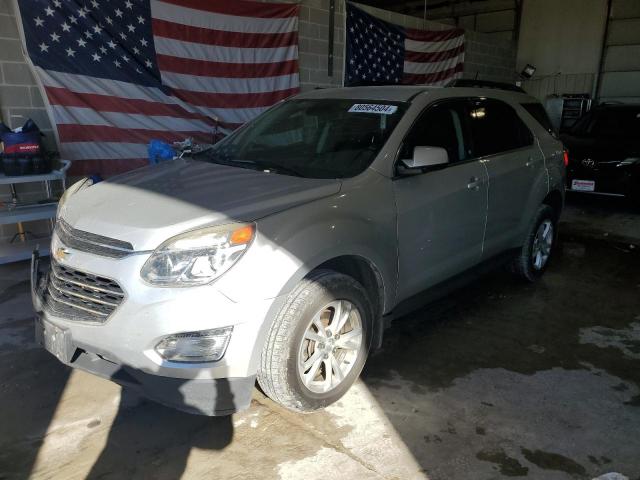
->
xmin=571 ymin=107 xmax=640 ymax=138
xmin=199 ymin=98 xmax=407 ymax=178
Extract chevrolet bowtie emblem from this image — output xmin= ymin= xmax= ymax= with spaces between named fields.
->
xmin=54 ymin=247 xmax=71 ymax=262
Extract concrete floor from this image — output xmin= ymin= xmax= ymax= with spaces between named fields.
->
xmin=1 ymin=195 xmax=639 ymax=480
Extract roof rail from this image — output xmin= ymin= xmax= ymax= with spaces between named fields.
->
xmin=448 ymin=79 xmax=526 ymax=93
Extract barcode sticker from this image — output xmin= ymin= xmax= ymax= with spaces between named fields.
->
xmin=348 ymin=104 xmax=398 ymax=115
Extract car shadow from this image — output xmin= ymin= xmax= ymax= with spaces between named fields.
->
xmin=86 ymin=378 xmax=234 ymax=479
xmin=0 ymin=260 xmax=234 ymax=479
xmin=0 ymin=260 xmax=72 ymax=479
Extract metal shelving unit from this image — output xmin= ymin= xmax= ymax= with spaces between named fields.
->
xmin=544 ymin=94 xmax=592 ymax=133
xmin=0 ymin=160 xmax=70 ymax=264
xmin=559 ymin=95 xmax=591 ymax=132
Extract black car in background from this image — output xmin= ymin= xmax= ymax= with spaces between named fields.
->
xmin=562 ymin=104 xmax=640 ymax=204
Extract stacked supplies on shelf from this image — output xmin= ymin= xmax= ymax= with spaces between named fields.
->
xmin=0 ymin=119 xmax=52 ymax=176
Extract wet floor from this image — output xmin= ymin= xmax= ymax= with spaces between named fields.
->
xmin=362 ymin=231 xmax=640 ymax=479
xmin=0 ymin=197 xmax=638 ymax=480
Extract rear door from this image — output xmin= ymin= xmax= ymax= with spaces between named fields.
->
xmin=465 ymin=98 xmax=541 ymax=257
xmin=393 ymin=99 xmax=488 ymax=302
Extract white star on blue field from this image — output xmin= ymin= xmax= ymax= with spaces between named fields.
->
xmin=20 ymin=0 xmax=161 ymax=86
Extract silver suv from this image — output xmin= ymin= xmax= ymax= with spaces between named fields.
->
xmin=32 ymin=85 xmax=565 ymax=415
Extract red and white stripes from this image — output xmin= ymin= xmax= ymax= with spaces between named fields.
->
xmin=151 ymin=0 xmax=300 ymax=118
xmin=403 ymin=28 xmax=465 ymax=86
xmin=41 ymin=0 xmax=299 ymax=176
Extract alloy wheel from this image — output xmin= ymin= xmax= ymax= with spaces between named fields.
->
xmin=532 ymin=219 xmax=554 ymax=270
xmin=297 ymin=300 xmax=363 ymax=394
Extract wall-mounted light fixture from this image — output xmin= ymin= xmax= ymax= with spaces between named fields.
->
xmin=520 ymin=64 xmax=536 ymax=79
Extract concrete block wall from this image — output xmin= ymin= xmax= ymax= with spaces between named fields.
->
xmin=297 ymin=0 xmax=345 ymax=90
xmin=462 ymin=29 xmax=517 ymax=83
xmin=0 ymin=0 xmax=56 ymax=242
xmin=0 ymin=0 xmax=54 ymax=141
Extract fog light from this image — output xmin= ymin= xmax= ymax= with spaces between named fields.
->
xmin=155 ymin=326 xmax=233 ymax=362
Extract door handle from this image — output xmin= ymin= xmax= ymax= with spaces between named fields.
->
xmin=467 ymin=177 xmax=481 ymax=190
xmin=526 ymin=157 xmax=533 ymax=167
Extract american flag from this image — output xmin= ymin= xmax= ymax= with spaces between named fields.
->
xmin=345 ymin=3 xmax=464 ymax=86
xmin=17 ymin=0 xmax=300 ymax=176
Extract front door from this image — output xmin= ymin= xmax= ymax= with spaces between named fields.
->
xmin=393 ymin=100 xmax=488 ymax=303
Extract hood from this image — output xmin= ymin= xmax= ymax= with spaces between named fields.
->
xmin=61 ymin=159 xmax=341 ymax=251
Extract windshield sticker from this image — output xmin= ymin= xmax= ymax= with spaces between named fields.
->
xmin=348 ymin=104 xmax=398 ymax=115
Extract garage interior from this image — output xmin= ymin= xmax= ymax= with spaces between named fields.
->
xmin=1 ymin=0 xmax=639 ymax=478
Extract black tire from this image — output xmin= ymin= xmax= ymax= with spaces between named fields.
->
xmin=258 ymin=269 xmax=373 ymax=412
xmin=628 ymin=183 xmax=640 ymax=211
xmin=510 ymin=205 xmax=557 ymax=282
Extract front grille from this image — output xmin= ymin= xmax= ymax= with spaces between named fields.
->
xmin=43 ymin=261 xmax=125 ymax=323
xmin=56 ymin=219 xmax=135 ymax=259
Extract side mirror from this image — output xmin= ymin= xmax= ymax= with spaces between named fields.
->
xmin=402 ymin=146 xmax=449 ymax=169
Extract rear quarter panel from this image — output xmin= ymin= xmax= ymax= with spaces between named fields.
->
xmin=515 ymin=103 xmax=565 ymax=239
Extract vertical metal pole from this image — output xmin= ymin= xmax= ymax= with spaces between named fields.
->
xmin=593 ymin=0 xmax=612 ymax=102
xmin=328 ymin=0 xmax=335 ymax=77
xmin=9 ymin=183 xmax=18 ymax=205
xmin=513 ymin=0 xmax=523 ymax=45
xmin=341 ymin=0 xmax=347 ymax=86
xmin=9 ymin=183 xmax=26 ymax=242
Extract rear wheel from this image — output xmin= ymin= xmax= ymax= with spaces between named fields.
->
xmin=258 ymin=270 xmax=373 ymax=412
xmin=510 ymin=205 xmax=557 ymax=282
xmin=628 ymin=181 xmax=640 ymax=210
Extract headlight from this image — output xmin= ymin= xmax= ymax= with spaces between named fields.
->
xmin=57 ymin=177 xmax=93 ymax=219
xmin=155 ymin=326 xmax=233 ymax=362
xmin=140 ymin=223 xmax=255 ymax=286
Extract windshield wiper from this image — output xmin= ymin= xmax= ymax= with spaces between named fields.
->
xmin=233 ymin=159 xmax=304 ymax=177
xmin=201 ymin=155 xmax=256 ymax=170
xmin=201 ymin=153 xmax=304 ymax=177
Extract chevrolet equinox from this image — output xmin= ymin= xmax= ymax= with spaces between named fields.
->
xmin=32 ymin=85 xmax=566 ymax=415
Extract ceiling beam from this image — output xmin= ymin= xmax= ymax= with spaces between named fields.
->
xmin=358 ymin=0 xmax=517 ymax=20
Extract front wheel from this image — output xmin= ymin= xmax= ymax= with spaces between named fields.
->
xmin=510 ymin=204 xmax=557 ymax=282
xmin=258 ymin=270 xmax=373 ymax=412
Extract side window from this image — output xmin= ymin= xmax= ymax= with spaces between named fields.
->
xmin=467 ymin=99 xmax=534 ymax=157
xmin=521 ymin=102 xmax=555 ymax=136
xmin=400 ymin=102 xmax=467 ymax=164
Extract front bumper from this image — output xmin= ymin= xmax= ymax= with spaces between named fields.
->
xmin=34 ymin=311 xmax=254 ymax=414
xmin=31 ymin=248 xmax=281 ymax=415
